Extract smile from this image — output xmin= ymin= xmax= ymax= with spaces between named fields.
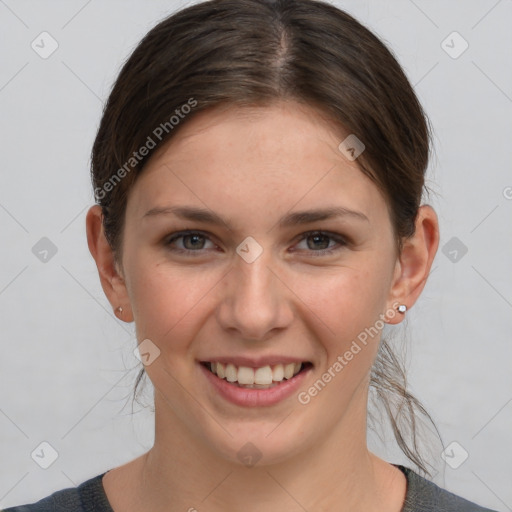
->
xmin=199 ymin=360 xmax=313 ymax=407
xmin=202 ymin=361 xmax=312 ymax=389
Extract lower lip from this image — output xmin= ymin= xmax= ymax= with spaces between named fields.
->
xmin=199 ymin=363 xmax=312 ymax=407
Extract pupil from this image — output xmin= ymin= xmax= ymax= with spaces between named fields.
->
xmin=184 ymin=234 xmax=204 ymax=250
xmin=309 ymin=234 xmax=328 ymax=250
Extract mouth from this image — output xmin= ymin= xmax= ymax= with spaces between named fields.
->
xmin=200 ymin=361 xmax=313 ymax=389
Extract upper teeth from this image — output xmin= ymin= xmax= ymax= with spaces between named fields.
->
xmin=209 ymin=362 xmax=303 ymax=385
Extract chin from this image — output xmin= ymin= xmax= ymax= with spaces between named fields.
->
xmin=200 ymin=420 xmax=313 ymax=469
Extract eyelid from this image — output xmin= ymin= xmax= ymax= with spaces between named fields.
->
xmin=165 ymin=229 xmax=218 ymax=253
xmin=291 ymin=230 xmax=348 ymax=255
xmin=164 ymin=229 xmax=348 ymax=255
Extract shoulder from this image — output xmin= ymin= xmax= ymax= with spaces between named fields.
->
xmin=398 ymin=465 xmax=499 ymax=512
xmin=1 ymin=473 xmax=112 ymax=512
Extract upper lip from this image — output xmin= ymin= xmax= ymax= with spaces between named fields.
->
xmin=199 ymin=356 xmax=312 ymax=368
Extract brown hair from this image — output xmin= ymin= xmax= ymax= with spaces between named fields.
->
xmin=91 ymin=0 xmax=441 ymax=476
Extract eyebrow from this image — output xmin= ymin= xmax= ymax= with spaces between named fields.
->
xmin=142 ymin=205 xmax=369 ymax=228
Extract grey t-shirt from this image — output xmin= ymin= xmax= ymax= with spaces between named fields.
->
xmin=2 ymin=464 xmax=498 ymax=511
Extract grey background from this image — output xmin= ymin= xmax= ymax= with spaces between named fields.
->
xmin=0 ymin=0 xmax=511 ymax=510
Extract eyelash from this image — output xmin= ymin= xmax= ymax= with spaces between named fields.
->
xmin=164 ymin=230 xmax=347 ymax=257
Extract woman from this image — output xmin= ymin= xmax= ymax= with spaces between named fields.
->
xmin=3 ymin=0 xmax=499 ymax=510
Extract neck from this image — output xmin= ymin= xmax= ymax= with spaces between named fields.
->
xmin=124 ymin=387 xmax=405 ymax=512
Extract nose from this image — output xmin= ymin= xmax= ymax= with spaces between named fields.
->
xmin=216 ymin=246 xmax=293 ymax=341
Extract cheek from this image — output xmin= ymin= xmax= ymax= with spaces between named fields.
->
xmin=126 ymin=241 xmax=393 ymax=363
xmin=293 ymin=268 xmax=387 ymax=416
xmin=291 ymin=262 xmax=389 ymax=348
xmin=127 ymin=258 xmax=223 ymax=354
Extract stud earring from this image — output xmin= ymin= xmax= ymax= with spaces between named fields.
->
xmin=116 ymin=306 xmax=123 ymax=315
xmin=397 ymin=304 xmax=407 ymax=314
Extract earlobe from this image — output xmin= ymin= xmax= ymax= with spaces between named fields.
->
xmin=385 ymin=205 xmax=439 ymax=324
xmin=85 ymin=205 xmax=134 ymax=322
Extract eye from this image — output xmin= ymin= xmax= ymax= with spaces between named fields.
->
xmin=165 ymin=230 xmax=216 ymax=255
xmin=164 ymin=229 xmax=347 ymax=257
xmin=293 ymin=230 xmax=347 ymax=256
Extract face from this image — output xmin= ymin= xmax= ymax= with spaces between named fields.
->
xmin=115 ymin=101 xmax=403 ymax=466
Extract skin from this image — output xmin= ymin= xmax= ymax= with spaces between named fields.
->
xmin=86 ymin=100 xmax=439 ymax=512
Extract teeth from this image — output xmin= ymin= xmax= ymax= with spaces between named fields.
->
xmin=254 ymin=366 xmax=273 ymax=385
xmin=225 ymin=363 xmax=237 ymax=383
xmin=283 ymin=363 xmax=295 ymax=379
xmin=206 ymin=361 xmax=305 ymax=387
xmin=273 ymin=364 xmax=284 ymax=381
xmin=238 ymin=366 xmax=255 ymax=385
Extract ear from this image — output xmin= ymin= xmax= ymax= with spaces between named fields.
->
xmin=385 ymin=205 xmax=439 ymax=324
xmin=85 ymin=205 xmax=134 ymax=322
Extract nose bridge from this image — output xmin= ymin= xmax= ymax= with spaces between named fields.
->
xmin=233 ymin=235 xmax=276 ymax=297
xmin=219 ymin=241 xmax=287 ymax=339
xmin=236 ymin=249 xmax=274 ymax=299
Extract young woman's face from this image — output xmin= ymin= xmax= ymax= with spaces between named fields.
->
xmin=119 ymin=101 xmax=402 ymax=465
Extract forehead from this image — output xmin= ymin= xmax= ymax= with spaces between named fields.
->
xmin=126 ymin=101 xmax=387 ymax=223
